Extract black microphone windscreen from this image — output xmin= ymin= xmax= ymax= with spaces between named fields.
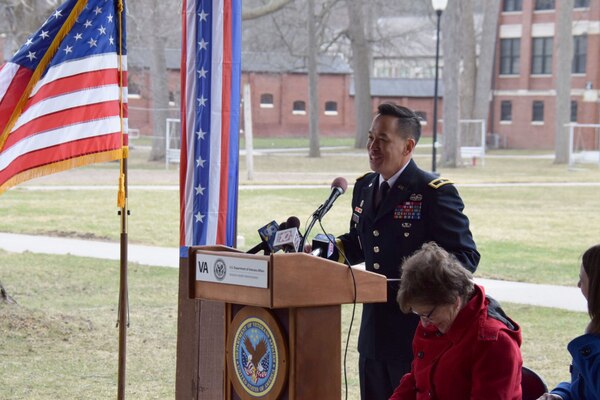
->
xmin=286 ymin=216 xmax=301 ymax=229
xmin=331 ymin=177 xmax=348 ymax=194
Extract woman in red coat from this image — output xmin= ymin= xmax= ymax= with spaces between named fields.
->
xmin=389 ymin=242 xmax=522 ymax=400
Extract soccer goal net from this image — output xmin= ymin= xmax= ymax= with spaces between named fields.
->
xmin=568 ymin=123 xmax=600 ymax=167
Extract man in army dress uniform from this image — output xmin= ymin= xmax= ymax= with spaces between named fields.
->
xmin=336 ymin=103 xmax=480 ymax=400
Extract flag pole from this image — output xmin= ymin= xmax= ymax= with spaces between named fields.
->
xmin=116 ymin=1 xmax=128 ymax=398
xmin=117 ymin=157 xmax=128 ymax=400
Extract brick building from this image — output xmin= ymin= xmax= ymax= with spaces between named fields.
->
xmin=240 ymin=52 xmax=443 ymax=139
xmin=492 ymin=0 xmax=600 ymax=149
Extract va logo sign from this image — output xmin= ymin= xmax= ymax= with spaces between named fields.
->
xmin=214 ymin=258 xmax=226 ymax=280
xmin=198 ymin=261 xmax=209 ymax=274
xmin=196 ymin=258 xmax=226 ymax=280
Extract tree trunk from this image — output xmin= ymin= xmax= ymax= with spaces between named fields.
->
xmin=460 ymin=0 xmax=476 ymax=121
xmin=554 ymin=0 xmax=574 ymax=164
xmin=441 ymin=0 xmax=461 ymax=167
xmin=307 ymin=0 xmax=320 ymax=158
xmin=0 ymin=280 xmax=17 ymax=304
xmin=345 ymin=0 xmax=372 ymax=149
xmin=242 ymin=0 xmax=293 ymax=20
xmin=148 ymin=0 xmax=170 ymax=162
xmin=471 ymin=0 xmax=501 ymax=143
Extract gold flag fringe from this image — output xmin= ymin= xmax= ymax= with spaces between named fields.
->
xmin=0 ymin=147 xmax=126 ymax=195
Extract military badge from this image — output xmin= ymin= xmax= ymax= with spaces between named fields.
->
xmin=409 ymin=193 xmax=423 ymax=201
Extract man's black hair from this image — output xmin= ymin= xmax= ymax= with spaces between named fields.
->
xmin=377 ymin=103 xmax=422 ymax=143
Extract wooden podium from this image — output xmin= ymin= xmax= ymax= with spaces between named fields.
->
xmin=186 ymin=245 xmax=386 ymax=400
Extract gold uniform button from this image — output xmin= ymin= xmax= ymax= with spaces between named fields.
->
xmin=374 ymin=246 xmax=380 ymax=253
xmin=373 ymin=230 xmax=380 ymax=237
xmin=373 ymin=263 xmax=380 ymax=270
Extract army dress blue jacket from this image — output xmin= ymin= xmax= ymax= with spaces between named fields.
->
xmin=337 ymin=159 xmax=480 ymax=361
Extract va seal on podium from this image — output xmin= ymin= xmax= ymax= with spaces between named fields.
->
xmin=227 ymin=306 xmax=288 ymax=399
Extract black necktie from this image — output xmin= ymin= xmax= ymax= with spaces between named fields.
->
xmin=376 ymin=181 xmax=390 ymax=210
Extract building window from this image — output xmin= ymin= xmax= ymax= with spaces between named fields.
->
xmin=260 ymin=93 xmax=274 ymax=108
xmin=532 ymin=101 xmax=544 ymax=122
xmin=572 ymin=35 xmax=587 ymax=74
xmin=500 ymin=101 xmax=512 ymax=122
xmin=292 ymin=100 xmax=306 ymax=115
xmin=324 ymin=101 xmax=338 ymax=116
xmin=574 ymin=0 xmax=589 ymax=8
xmin=503 ymin=0 xmax=522 ymax=12
xmin=500 ymin=38 xmax=520 ymax=75
xmin=531 ymin=37 xmax=553 ymax=75
xmin=415 ymin=111 xmax=427 ymax=124
xmin=534 ymin=0 xmax=555 ymax=10
xmin=571 ymin=101 xmax=578 ymax=122
xmin=128 ymin=81 xmax=141 ymax=99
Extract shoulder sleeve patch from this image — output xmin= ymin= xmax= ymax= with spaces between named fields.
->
xmin=428 ymin=177 xmax=454 ymax=189
xmin=356 ymin=172 xmax=370 ymax=181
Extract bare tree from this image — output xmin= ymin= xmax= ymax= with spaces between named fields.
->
xmin=147 ymin=0 xmax=170 ymax=162
xmin=242 ymin=0 xmax=293 ymax=20
xmin=0 ymin=0 xmax=58 ymax=53
xmin=440 ymin=0 xmax=461 ymax=167
xmin=344 ymin=0 xmax=371 ymax=149
xmin=126 ymin=0 xmax=179 ymax=162
xmin=554 ymin=0 xmax=574 ymax=164
xmin=460 ymin=0 xmax=500 ymax=147
xmin=470 ymin=0 xmax=500 ymax=143
xmin=307 ymin=0 xmax=320 ymax=157
xmin=460 ymin=0 xmax=476 ymax=128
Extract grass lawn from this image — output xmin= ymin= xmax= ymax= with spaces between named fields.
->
xmin=2 ymin=184 xmax=599 ymax=285
xmin=1 ymin=145 xmax=599 ymax=398
xmin=0 ymin=250 xmax=588 ymax=399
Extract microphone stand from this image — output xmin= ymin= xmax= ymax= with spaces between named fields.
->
xmin=299 ymin=206 xmax=323 ymax=252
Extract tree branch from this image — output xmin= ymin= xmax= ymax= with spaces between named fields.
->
xmin=242 ymin=0 xmax=293 ymax=21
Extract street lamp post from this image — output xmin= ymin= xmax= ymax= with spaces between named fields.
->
xmin=431 ymin=0 xmax=447 ymax=174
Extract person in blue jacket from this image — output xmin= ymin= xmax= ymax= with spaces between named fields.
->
xmin=537 ymin=244 xmax=600 ymax=400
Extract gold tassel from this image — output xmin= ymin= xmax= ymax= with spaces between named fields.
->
xmin=117 ymin=173 xmax=125 ymax=208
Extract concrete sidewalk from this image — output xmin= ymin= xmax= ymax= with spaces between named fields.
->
xmin=0 ymin=232 xmax=587 ymax=313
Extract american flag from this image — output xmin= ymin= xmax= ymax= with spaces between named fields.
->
xmin=180 ymin=0 xmax=241 ymax=251
xmin=0 ymin=0 xmax=127 ymax=194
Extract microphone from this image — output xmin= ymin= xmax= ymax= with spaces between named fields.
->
xmin=273 ymin=216 xmax=302 ymax=253
xmin=311 ymin=233 xmax=337 ymax=259
xmin=313 ymin=177 xmax=348 ymax=221
xmin=299 ymin=177 xmax=348 ymax=251
xmin=246 ymin=220 xmax=279 ymax=255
